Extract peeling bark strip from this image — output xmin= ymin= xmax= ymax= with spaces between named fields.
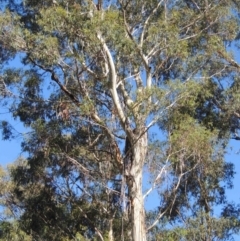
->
xmin=127 ymin=129 xmax=148 ymax=241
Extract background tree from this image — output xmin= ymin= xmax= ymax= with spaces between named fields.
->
xmin=1 ymin=0 xmax=240 ymax=240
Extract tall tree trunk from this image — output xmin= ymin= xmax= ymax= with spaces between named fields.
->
xmin=127 ymin=130 xmax=148 ymax=241
xmin=109 ymin=218 xmax=114 ymax=241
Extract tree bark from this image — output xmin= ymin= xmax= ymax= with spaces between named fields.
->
xmin=109 ymin=218 xmax=114 ymax=241
xmin=127 ymin=129 xmax=148 ymax=241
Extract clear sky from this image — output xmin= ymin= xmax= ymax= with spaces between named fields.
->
xmin=0 ymin=112 xmax=26 ymax=167
xmin=225 ymin=141 xmax=240 ymax=203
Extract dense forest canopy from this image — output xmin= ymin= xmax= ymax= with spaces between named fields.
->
xmin=1 ymin=0 xmax=240 ymax=240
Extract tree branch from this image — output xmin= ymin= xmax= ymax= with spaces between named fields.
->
xmin=139 ymin=0 xmax=164 ymax=48
xmin=97 ymin=32 xmax=127 ymax=127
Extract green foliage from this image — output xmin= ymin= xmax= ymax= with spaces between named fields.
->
xmin=0 ymin=221 xmax=32 ymax=241
xmin=0 ymin=121 xmax=14 ymax=140
xmin=155 ymin=213 xmax=240 ymax=241
xmin=1 ymin=0 xmax=240 ymax=240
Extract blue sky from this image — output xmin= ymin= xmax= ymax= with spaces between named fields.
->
xmin=0 ymin=120 xmax=23 ymax=167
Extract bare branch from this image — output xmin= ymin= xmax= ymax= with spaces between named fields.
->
xmin=119 ymin=82 xmax=133 ymax=108
xmin=121 ymin=7 xmax=152 ymax=86
xmin=140 ymin=0 xmax=164 ymax=48
xmin=29 ymin=58 xmax=80 ymax=104
xmin=147 ymin=93 xmax=183 ymax=130
xmin=143 ymin=161 xmax=169 ymax=199
xmin=78 ymin=206 xmax=105 ymax=241
xmin=97 ymin=32 xmax=127 ymax=127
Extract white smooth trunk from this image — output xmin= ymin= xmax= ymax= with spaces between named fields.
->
xmin=128 ymin=131 xmax=147 ymax=241
xmin=109 ymin=219 xmax=114 ymax=241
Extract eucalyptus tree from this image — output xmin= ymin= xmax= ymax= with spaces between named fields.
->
xmin=1 ymin=0 xmax=240 ymax=240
